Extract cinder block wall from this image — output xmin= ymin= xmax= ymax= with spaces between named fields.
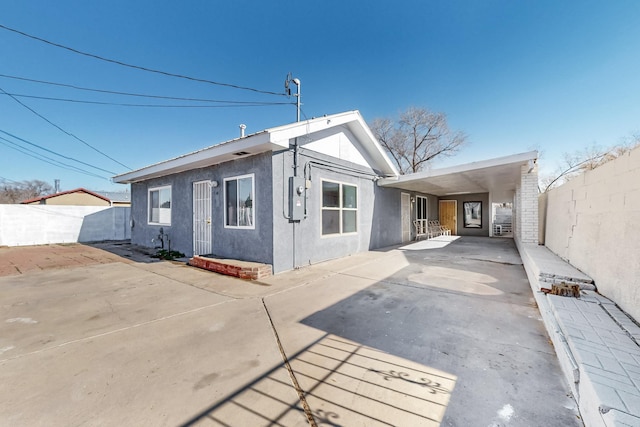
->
xmin=544 ymin=146 xmax=640 ymax=320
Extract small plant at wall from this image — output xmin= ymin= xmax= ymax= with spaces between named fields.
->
xmin=153 ymin=249 xmax=185 ymax=260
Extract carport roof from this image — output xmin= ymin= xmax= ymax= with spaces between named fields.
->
xmin=377 ymin=151 xmax=537 ymax=196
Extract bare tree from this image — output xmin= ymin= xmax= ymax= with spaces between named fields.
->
xmin=539 ymin=135 xmax=640 ymax=193
xmin=370 ymin=107 xmax=467 ymax=174
xmin=0 ymin=179 xmax=53 ymax=204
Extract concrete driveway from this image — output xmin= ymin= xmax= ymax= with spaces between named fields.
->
xmin=0 ymin=238 xmax=581 ymax=426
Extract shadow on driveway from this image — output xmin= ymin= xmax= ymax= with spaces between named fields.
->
xmin=181 ymin=332 xmax=456 ymax=426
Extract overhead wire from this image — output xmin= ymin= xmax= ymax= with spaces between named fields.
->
xmin=0 ymin=23 xmax=286 ymax=97
xmin=0 ymin=73 xmax=288 ymax=104
xmin=0 ymin=175 xmax=21 ymax=184
xmin=0 ymin=136 xmax=110 ymax=180
xmin=0 ymin=129 xmax=116 ymax=175
xmin=0 ymin=86 xmax=130 ymax=170
xmin=0 ymin=92 xmax=294 ymax=108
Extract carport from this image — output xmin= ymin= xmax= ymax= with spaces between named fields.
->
xmin=377 ymin=151 xmax=539 ymax=246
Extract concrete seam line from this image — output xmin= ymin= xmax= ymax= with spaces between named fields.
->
xmin=128 ymin=263 xmax=238 ymax=299
xmin=0 ymin=299 xmax=235 ymax=363
xmin=261 ymin=271 xmax=338 ymax=298
xmin=459 ymin=256 xmax=523 ymax=266
xmin=598 ymin=303 xmax=640 ymax=347
xmin=261 ymin=298 xmax=317 ymax=427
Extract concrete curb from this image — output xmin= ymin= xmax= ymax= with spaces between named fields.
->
xmin=517 ymin=242 xmax=640 ymax=427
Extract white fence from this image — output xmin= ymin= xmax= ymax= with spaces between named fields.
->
xmin=0 ymin=205 xmax=131 ymax=246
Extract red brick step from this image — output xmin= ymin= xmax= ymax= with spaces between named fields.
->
xmin=188 ymin=255 xmax=272 ymax=280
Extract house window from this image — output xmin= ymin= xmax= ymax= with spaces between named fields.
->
xmin=416 ymin=196 xmax=428 ymax=221
xmin=224 ymin=174 xmax=255 ymax=228
xmin=321 ymin=180 xmax=357 ymax=235
xmin=148 ymin=185 xmax=171 ymax=225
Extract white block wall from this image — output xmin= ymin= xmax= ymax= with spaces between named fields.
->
xmin=514 ymin=162 xmax=539 ymax=245
xmin=544 ymin=146 xmax=640 ymax=321
xmin=0 ymin=205 xmax=131 ymax=246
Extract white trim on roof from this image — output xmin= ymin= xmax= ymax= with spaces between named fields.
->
xmin=113 ymin=110 xmax=398 ymax=184
xmin=378 ymin=151 xmax=538 ymax=185
xmin=377 ymin=151 xmax=538 ymax=197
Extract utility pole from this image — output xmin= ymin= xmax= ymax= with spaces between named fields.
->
xmin=285 ymin=74 xmax=301 ymax=122
xmin=293 ymin=78 xmax=300 ymax=122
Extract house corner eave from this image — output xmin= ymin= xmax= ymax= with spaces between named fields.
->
xmin=112 ymin=132 xmax=281 ymax=184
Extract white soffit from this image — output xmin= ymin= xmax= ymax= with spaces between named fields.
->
xmin=378 ymin=151 xmax=537 ymax=196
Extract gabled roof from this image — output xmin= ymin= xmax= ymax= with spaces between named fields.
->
xmin=21 ymin=188 xmax=112 ymax=204
xmin=378 ymin=151 xmax=538 ymax=196
xmin=113 ymin=110 xmax=398 ymax=184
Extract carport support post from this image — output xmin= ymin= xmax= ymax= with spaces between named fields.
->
xmin=516 ymin=162 xmax=539 ymax=244
xmin=489 ymin=192 xmax=494 ymax=237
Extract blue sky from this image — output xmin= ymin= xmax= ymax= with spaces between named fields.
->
xmin=1 ymin=1 xmax=638 ymax=192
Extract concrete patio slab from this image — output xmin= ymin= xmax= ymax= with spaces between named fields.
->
xmin=0 ymin=243 xmax=133 ymax=276
xmin=2 ymin=296 xmax=306 ymax=426
xmin=1 ymin=262 xmax=233 ymax=358
xmin=1 ymin=238 xmax=582 ymax=426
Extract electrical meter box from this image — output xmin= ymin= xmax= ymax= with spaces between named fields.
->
xmin=289 ymin=176 xmax=306 ymax=221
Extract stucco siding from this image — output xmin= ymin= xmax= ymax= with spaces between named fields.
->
xmin=369 ymin=185 xmax=406 ymax=249
xmin=270 ymin=149 xmax=402 ymax=273
xmin=440 ymin=193 xmax=490 ymax=236
xmin=130 ymin=152 xmax=273 ymax=263
xmin=212 ymin=152 xmax=273 ymax=265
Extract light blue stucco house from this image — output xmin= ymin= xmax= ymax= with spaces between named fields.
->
xmin=113 ymin=110 xmax=539 ymax=273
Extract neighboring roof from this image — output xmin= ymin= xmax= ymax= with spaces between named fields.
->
xmin=95 ymin=191 xmax=131 ymax=203
xmin=113 ymin=110 xmax=399 ymax=184
xmin=378 ymin=151 xmax=538 ymax=196
xmin=21 ymin=188 xmax=112 ymax=204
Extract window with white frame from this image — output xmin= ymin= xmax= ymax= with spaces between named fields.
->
xmin=321 ymin=180 xmax=357 ymax=235
xmin=416 ymin=196 xmax=428 ymax=221
xmin=224 ymin=174 xmax=255 ymax=228
xmin=148 ymin=185 xmax=171 ymax=225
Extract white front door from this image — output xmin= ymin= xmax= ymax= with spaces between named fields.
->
xmin=193 ymin=181 xmax=212 ymax=256
xmin=401 ymin=192 xmax=411 ymax=242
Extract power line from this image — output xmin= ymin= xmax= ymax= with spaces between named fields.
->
xmin=0 ymin=129 xmax=116 ymax=175
xmin=0 ymin=73 xmax=289 ymax=104
xmin=0 ymin=131 xmax=113 ymax=178
xmin=0 ymin=92 xmax=294 ymax=108
xmin=300 ymin=107 xmax=310 ymax=121
xmin=0 ymin=175 xmax=21 ymax=184
xmin=0 ymin=86 xmax=131 ymax=170
xmin=0 ymin=136 xmax=110 ymax=180
xmin=0 ymin=23 xmax=286 ymax=97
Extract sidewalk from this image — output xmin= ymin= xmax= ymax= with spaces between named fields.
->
xmin=518 ymin=243 xmax=640 ymax=427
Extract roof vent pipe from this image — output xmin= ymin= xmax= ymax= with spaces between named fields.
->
xmin=239 ymin=124 xmax=246 ymax=138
